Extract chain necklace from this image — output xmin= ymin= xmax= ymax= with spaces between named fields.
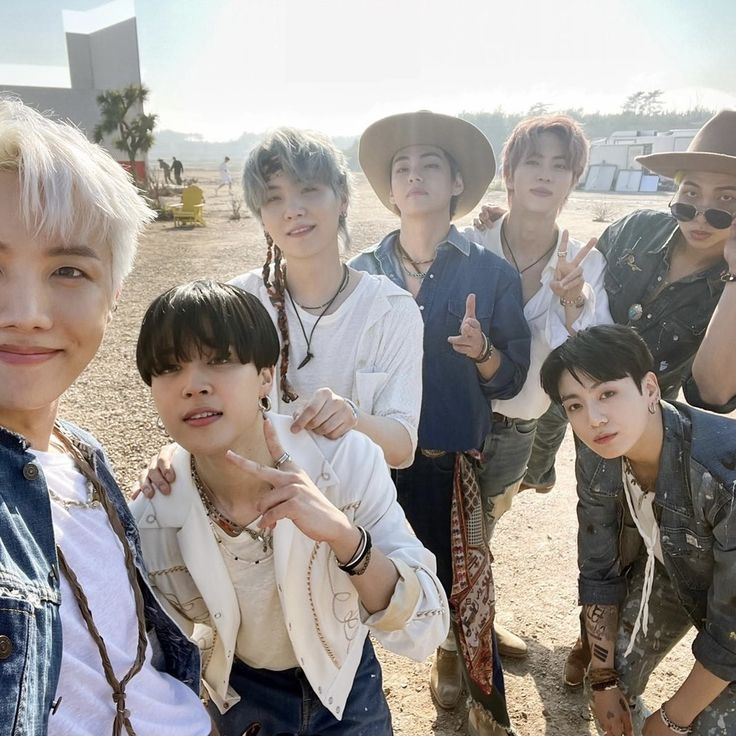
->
xmin=395 ymin=239 xmax=435 ymax=280
xmin=500 ymin=221 xmax=558 ymax=275
xmin=48 ymin=478 xmax=100 ymax=510
xmin=285 ymin=264 xmax=350 ymax=369
xmin=190 ymin=455 xmax=273 ymax=553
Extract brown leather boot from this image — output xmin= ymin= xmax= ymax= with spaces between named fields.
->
xmin=429 ymin=646 xmax=463 ymax=709
xmin=563 ymin=636 xmax=591 ymax=688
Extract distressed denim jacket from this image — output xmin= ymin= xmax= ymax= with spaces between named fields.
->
xmin=0 ymin=421 xmax=200 ymax=736
xmin=576 ymin=401 xmax=736 ymax=681
xmin=349 ymin=227 xmax=530 ymax=451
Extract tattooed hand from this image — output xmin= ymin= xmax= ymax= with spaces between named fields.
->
xmin=592 ymin=687 xmax=633 ymax=736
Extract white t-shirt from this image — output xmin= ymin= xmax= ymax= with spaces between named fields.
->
xmin=37 ymin=450 xmax=211 ymax=736
xmin=212 ymin=523 xmax=297 ymax=671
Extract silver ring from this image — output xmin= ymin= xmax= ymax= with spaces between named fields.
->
xmin=274 ymin=452 xmax=291 ymax=469
xmin=557 ymin=250 xmax=568 ymax=257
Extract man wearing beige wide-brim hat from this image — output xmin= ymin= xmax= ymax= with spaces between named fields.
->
xmin=350 ymin=111 xmax=531 ymax=736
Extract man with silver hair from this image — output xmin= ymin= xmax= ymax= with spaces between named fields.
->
xmin=0 ymin=97 xmax=212 ymax=736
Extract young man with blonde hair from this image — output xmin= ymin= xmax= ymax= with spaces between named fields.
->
xmin=0 ymin=97 xmax=212 ymax=735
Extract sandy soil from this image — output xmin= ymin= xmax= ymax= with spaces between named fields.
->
xmin=59 ymin=170 xmax=696 ymax=735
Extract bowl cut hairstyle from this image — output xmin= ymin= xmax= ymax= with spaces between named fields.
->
xmin=540 ymin=324 xmax=655 ymax=405
xmin=0 ymin=95 xmax=154 ymax=291
xmin=136 ymin=280 xmax=280 ymax=385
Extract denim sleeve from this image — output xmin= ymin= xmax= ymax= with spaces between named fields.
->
xmin=682 ymin=374 xmax=736 ymax=414
xmin=576 ymin=453 xmax=627 ymax=606
xmin=691 ymin=494 xmax=736 ymax=681
xmin=481 ymin=275 xmax=531 ymax=400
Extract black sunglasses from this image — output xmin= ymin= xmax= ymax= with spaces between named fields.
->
xmin=669 ymin=201 xmax=735 ymax=230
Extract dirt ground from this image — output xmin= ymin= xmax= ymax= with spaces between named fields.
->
xmin=59 ymin=169 xmax=696 ymax=735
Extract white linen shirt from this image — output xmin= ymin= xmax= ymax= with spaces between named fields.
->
xmin=229 ymin=269 xmax=423 ymax=468
xmin=131 ymin=415 xmax=448 ymax=720
xmin=466 ymin=216 xmax=612 ymax=419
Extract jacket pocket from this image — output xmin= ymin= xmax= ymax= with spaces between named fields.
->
xmin=0 ymin=597 xmax=33 ymax=736
xmin=660 ymin=526 xmax=713 ymax=591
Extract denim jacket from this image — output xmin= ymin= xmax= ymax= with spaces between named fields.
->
xmin=0 ymin=421 xmax=201 ymax=736
xmin=598 ymin=209 xmax=736 ymax=413
xmin=575 ymin=401 xmax=736 ymax=681
xmin=349 ymin=227 xmax=530 ymax=451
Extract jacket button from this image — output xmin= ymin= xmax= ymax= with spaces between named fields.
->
xmin=0 ymin=635 xmax=12 ymax=659
xmin=23 ymin=463 xmax=39 ymax=480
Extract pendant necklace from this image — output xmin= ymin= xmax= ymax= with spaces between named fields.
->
xmin=501 ymin=222 xmax=558 ymax=275
xmin=190 ymin=455 xmax=272 ymax=552
xmin=286 ymin=264 xmax=350 ymax=369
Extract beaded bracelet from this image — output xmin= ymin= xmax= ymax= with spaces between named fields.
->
xmin=337 ymin=527 xmax=373 ymax=576
xmin=660 ymin=702 xmax=692 ymax=735
xmin=560 ymin=293 xmax=586 ymax=308
xmin=472 ymin=333 xmax=495 ymax=364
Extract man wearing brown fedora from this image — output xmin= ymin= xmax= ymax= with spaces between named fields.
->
xmin=350 ymin=111 xmax=531 ymax=736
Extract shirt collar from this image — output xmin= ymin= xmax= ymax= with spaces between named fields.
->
xmin=378 ymin=224 xmax=471 ymax=258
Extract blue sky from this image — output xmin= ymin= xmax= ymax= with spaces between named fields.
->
xmin=1 ymin=0 xmax=735 ymax=140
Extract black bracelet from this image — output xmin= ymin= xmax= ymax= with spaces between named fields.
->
xmin=472 ymin=333 xmax=495 ymax=364
xmin=337 ymin=527 xmax=373 ymax=576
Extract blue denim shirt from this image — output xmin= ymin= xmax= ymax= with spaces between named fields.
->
xmin=0 ymin=421 xmax=201 ymax=736
xmin=575 ymin=401 xmax=736 ymax=681
xmin=349 ymin=227 xmax=530 ymax=451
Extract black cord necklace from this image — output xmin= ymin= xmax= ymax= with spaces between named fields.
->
xmin=286 ymin=264 xmax=350 ymax=369
xmin=501 ymin=221 xmax=558 ymax=275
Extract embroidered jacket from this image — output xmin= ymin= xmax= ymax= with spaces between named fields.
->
xmin=131 ymin=414 xmax=449 ymax=719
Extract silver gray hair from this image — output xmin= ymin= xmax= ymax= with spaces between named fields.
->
xmin=242 ymin=127 xmax=351 ymax=248
xmin=0 ymin=96 xmax=155 ymax=291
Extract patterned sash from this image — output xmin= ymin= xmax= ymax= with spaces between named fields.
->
xmin=449 ymin=452 xmax=496 ymax=695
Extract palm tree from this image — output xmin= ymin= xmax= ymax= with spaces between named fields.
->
xmin=94 ymin=84 xmax=157 ymax=183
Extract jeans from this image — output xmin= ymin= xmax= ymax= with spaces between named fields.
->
xmin=522 ymin=402 xmax=568 ymax=488
xmin=586 ymin=557 xmax=736 ymax=735
xmin=209 ymin=637 xmax=392 ymax=736
xmin=477 ymin=416 xmax=537 ymax=540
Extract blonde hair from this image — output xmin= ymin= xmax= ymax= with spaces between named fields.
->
xmin=0 ymin=96 xmax=155 ymax=291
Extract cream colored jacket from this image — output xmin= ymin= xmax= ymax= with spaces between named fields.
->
xmin=131 ymin=415 xmax=448 ymax=720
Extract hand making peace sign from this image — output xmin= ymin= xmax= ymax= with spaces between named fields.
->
xmin=447 ymin=293 xmax=486 ymax=360
xmin=549 ymin=230 xmax=598 ymax=304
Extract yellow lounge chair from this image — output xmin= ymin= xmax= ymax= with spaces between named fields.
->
xmin=171 ymin=185 xmax=205 ymax=227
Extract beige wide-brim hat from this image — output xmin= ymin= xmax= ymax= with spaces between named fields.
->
xmin=359 ymin=110 xmax=496 ymax=220
xmin=636 ymin=110 xmax=736 ymax=179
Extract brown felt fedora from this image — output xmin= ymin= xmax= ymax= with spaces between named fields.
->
xmin=636 ymin=110 xmax=736 ymax=179
xmin=359 ymin=111 xmax=496 ymax=220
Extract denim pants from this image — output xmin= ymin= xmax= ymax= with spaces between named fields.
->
xmin=208 ymin=637 xmax=392 ymax=736
xmin=522 ymin=401 xmax=568 ymax=488
xmin=477 ymin=416 xmax=538 ymax=540
xmin=588 ymin=557 xmax=736 ymax=735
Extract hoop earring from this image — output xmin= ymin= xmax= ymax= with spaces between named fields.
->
xmin=259 ymin=395 xmax=272 ymax=415
xmin=648 ymin=401 xmax=658 ymax=415
xmin=155 ymin=415 xmax=168 ymax=434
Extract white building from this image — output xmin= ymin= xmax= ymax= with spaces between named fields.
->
xmin=584 ymin=128 xmax=698 ymax=193
xmin=0 ymin=0 xmax=147 ymax=178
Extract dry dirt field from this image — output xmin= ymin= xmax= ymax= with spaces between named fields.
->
xmin=59 ymin=169 xmax=695 ymax=735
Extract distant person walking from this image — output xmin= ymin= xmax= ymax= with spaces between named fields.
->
xmin=172 ymin=156 xmax=184 ymax=185
xmin=216 ymin=156 xmax=233 ymax=195
xmin=158 ymin=158 xmax=172 ymax=184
